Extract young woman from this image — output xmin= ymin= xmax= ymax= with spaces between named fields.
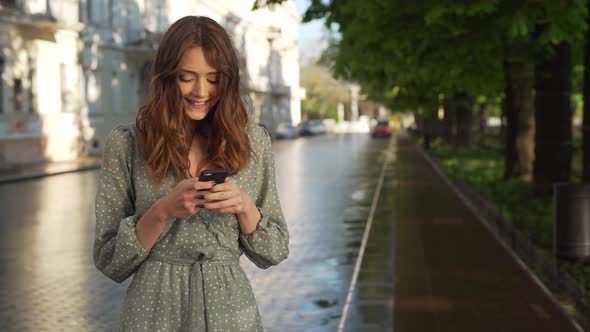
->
xmin=93 ymin=16 xmax=289 ymax=331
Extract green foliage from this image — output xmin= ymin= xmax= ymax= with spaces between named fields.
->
xmin=300 ymin=64 xmax=350 ymax=120
xmin=252 ymin=0 xmax=284 ymax=10
xmin=302 ymin=0 xmax=587 ymax=115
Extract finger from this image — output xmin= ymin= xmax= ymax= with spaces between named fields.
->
xmin=183 ymin=201 xmax=201 ymax=215
xmin=203 ymin=190 xmax=238 ymax=202
xmin=181 ymin=191 xmax=206 ymax=206
xmin=208 ymin=182 xmax=226 ymax=193
xmin=209 ymin=179 xmax=237 ymax=193
xmin=192 ymin=197 xmax=207 ymax=206
xmin=204 ymin=196 xmax=242 ymax=210
xmin=193 ymin=181 xmax=216 ymax=191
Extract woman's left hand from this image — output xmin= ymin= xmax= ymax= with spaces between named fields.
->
xmin=199 ymin=179 xmax=254 ymax=215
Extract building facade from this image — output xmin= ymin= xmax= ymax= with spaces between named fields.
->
xmin=0 ymin=0 xmax=303 ymax=166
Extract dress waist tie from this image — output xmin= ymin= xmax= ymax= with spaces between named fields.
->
xmin=147 ymin=252 xmax=240 ymax=330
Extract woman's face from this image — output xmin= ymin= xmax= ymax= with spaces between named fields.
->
xmin=177 ymin=46 xmax=219 ymax=121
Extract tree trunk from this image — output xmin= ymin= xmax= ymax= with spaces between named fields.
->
xmin=423 ymin=115 xmax=432 ymax=150
xmin=478 ymin=103 xmax=487 ymax=137
xmin=583 ymin=1 xmax=590 ymax=182
xmin=500 ymin=98 xmax=506 ymax=136
xmin=455 ymin=92 xmax=474 ymax=148
xmin=534 ymin=41 xmax=573 ymax=194
xmin=503 ymin=61 xmax=535 ymax=180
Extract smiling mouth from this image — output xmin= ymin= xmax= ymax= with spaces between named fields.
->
xmin=184 ymin=98 xmax=208 ymax=108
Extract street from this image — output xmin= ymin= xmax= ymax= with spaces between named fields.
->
xmin=0 ymin=133 xmax=386 ymax=331
xmin=0 ymin=132 xmax=579 ymax=332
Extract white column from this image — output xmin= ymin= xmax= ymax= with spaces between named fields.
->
xmin=350 ymin=84 xmax=359 ymax=122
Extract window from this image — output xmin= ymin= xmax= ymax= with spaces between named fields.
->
xmin=60 ymin=63 xmax=68 ymax=112
xmin=86 ymin=0 xmax=92 ymax=22
xmin=0 ymin=0 xmax=17 ymax=9
xmin=28 ymin=58 xmax=36 ymax=113
xmin=13 ymin=78 xmax=23 ymax=112
xmin=87 ymin=0 xmax=110 ymax=25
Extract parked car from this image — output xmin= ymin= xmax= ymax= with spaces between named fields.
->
xmin=297 ymin=120 xmax=327 ymax=136
xmin=275 ymin=122 xmax=297 ymax=139
xmin=371 ymin=120 xmax=393 ymax=138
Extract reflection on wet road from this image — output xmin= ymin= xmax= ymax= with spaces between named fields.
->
xmin=244 ymin=134 xmax=387 ymax=331
xmin=0 ymin=132 xmax=387 ymax=331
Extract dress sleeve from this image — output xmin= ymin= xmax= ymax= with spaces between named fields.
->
xmin=93 ymin=125 xmax=150 ymax=282
xmin=239 ymin=126 xmax=290 ymax=269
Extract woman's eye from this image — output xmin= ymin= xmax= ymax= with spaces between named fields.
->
xmin=207 ymin=79 xmax=218 ymax=84
xmin=179 ymin=76 xmax=193 ymax=82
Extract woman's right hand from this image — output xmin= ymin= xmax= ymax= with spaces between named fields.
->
xmin=157 ymin=178 xmax=216 ymax=220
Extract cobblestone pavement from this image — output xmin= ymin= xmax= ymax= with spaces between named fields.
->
xmin=0 ymin=133 xmax=385 ymax=331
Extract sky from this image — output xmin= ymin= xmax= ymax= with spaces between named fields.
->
xmin=293 ymin=0 xmax=328 ymax=64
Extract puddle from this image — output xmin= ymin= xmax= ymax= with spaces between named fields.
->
xmin=302 ymin=298 xmax=339 ymax=313
xmin=314 ymin=298 xmax=339 ymax=308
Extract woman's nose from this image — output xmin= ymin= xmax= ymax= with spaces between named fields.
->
xmin=192 ymin=78 xmax=207 ymax=97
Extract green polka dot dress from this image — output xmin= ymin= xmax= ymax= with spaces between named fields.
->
xmin=93 ymin=123 xmax=289 ymax=331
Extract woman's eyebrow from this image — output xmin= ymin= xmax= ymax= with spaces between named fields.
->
xmin=179 ymin=69 xmax=218 ymax=75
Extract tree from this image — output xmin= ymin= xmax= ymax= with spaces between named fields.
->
xmin=530 ymin=2 xmax=586 ymax=193
xmin=262 ymin=0 xmax=586 ymax=186
xmin=300 ymin=1 xmax=585 ymax=181
xmin=300 ymin=64 xmax=350 ymax=120
xmin=584 ymin=0 xmax=590 ymax=182
xmin=301 ymin=1 xmax=503 ymax=151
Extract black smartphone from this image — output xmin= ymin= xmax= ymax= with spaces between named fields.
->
xmin=198 ymin=168 xmax=228 ymax=184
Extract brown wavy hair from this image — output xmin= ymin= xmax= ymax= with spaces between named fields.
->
xmin=136 ymin=16 xmax=252 ymax=188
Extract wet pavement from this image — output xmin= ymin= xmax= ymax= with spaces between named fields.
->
xmin=341 ymin=134 xmax=580 ymax=332
xmin=0 ymin=132 xmax=382 ymax=331
xmin=0 ymin=131 xmax=582 ymax=331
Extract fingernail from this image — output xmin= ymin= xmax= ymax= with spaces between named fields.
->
xmin=197 ymin=204 xmax=205 ymax=208
xmin=197 ymin=194 xmax=204 ymax=199
xmin=212 ymin=181 xmax=217 ymax=186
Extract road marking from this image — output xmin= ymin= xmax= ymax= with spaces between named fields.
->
xmin=338 ymin=144 xmax=389 ymax=332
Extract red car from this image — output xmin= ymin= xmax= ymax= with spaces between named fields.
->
xmin=371 ymin=120 xmax=393 ymax=138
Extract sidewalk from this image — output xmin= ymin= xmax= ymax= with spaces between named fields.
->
xmin=342 ymin=134 xmax=581 ymax=331
xmin=0 ymin=157 xmax=102 ymax=184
